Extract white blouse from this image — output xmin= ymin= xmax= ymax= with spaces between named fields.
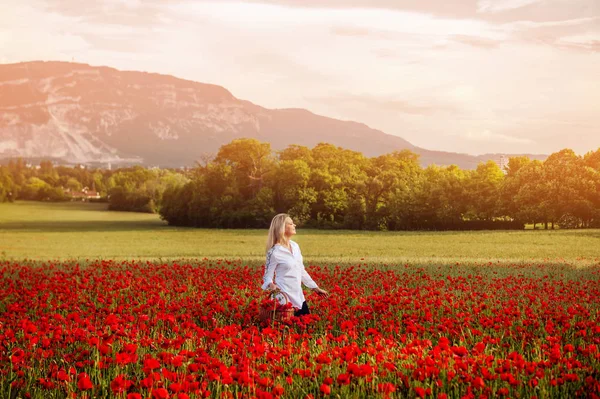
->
xmin=261 ymin=240 xmax=319 ymax=309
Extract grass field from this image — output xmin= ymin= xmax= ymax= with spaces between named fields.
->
xmin=1 ymin=201 xmax=599 ymax=266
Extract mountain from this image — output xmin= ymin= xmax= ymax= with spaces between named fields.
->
xmin=0 ymin=61 xmax=545 ymax=168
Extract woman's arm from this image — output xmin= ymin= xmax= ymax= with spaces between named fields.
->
xmin=302 ymin=267 xmax=329 ymax=297
xmin=300 ymin=267 xmax=318 ymax=289
xmin=295 ymin=243 xmax=318 ymax=289
xmin=297 ymin=244 xmax=329 ymax=297
xmin=261 ymin=248 xmax=278 ymax=290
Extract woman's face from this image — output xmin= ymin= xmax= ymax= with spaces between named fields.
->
xmin=284 ymin=218 xmax=296 ymax=237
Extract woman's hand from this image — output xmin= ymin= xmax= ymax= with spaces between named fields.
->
xmin=312 ymin=287 xmax=329 ymax=298
xmin=267 ymin=283 xmax=280 ymax=291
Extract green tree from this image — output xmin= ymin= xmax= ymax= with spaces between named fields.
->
xmin=583 ymin=148 xmax=600 ymax=171
xmin=270 ymin=158 xmax=315 ymax=225
xmin=279 ymin=144 xmax=313 ymax=163
xmin=363 ymin=150 xmax=421 ymax=230
xmin=499 ymin=156 xmax=531 ymax=219
xmin=214 ymin=138 xmax=274 ymax=201
xmin=464 ymin=161 xmax=504 ymax=221
xmin=0 ymin=167 xmax=15 ymax=202
xmin=512 ymin=160 xmax=547 ymax=227
xmin=20 ymin=177 xmax=50 ymax=200
xmin=543 ymin=149 xmax=591 ymax=228
xmin=66 ymin=177 xmax=83 ymax=192
xmin=308 ymin=143 xmax=367 ymax=227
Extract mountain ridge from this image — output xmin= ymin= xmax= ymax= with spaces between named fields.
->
xmin=0 ymin=61 xmax=547 ymax=168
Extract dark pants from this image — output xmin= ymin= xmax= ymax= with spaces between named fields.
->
xmin=295 ymin=301 xmax=310 ymax=316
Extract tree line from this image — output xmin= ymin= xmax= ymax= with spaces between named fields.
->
xmin=0 ymin=160 xmax=189 ymax=213
xmin=2 ymin=139 xmax=599 ymax=230
xmin=159 ymin=139 xmax=600 ymax=230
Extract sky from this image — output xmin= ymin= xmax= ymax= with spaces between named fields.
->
xmin=1 ymin=0 xmax=599 ymax=155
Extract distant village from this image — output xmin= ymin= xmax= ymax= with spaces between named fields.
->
xmin=64 ymin=185 xmax=101 ymax=201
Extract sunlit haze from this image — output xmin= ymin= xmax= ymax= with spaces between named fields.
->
xmin=1 ymin=0 xmax=598 ymax=155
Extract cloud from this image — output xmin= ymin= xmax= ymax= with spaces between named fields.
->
xmin=204 ymin=0 xmax=597 ymax=26
xmin=477 ymin=0 xmax=544 ymax=13
xmin=195 ymin=0 xmax=481 ymax=19
xmin=329 ymin=25 xmax=506 ymax=50
xmin=507 ymin=16 xmax=599 ymax=29
xmin=460 ymin=130 xmax=535 ymax=144
xmin=309 ymin=93 xmax=458 ymax=115
xmin=40 ymin=0 xmax=170 ymax=23
xmin=330 ymin=26 xmax=378 ymax=37
xmin=448 ymin=34 xmax=502 ymax=48
xmin=235 ymin=52 xmax=337 ymax=84
xmin=555 ymin=34 xmax=600 ymax=52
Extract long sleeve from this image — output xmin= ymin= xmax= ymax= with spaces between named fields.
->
xmin=261 ymin=247 xmax=277 ymax=290
xmin=296 ymin=244 xmax=318 ymax=289
xmin=301 ymin=267 xmax=318 ymax=289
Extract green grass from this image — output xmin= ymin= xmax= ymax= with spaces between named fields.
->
xmin=1 ymin=201 xmax=599 ymax=266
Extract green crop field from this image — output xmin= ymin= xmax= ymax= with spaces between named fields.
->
xmin=0 ymin=201 xmax=599 ymax=266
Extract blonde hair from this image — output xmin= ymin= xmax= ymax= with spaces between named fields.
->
xmin=266 ymin=213 xmax=290 ymax=252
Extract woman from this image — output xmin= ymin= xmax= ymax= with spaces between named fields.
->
xmin=262 ymin=213 xmax=329 ymax=316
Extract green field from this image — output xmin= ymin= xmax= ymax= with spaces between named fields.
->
xmin=0 ymin=201 xmax=599 ymax=266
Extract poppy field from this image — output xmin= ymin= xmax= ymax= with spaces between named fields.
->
xmin=1 ymin=258 xmax=599 ymax=399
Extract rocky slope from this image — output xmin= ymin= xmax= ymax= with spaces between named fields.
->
xmin=0 ymin=61 xmax=544 ymax=168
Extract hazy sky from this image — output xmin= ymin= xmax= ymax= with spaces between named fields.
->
xmin=1 ymin=0 xmax=599 ymax=155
